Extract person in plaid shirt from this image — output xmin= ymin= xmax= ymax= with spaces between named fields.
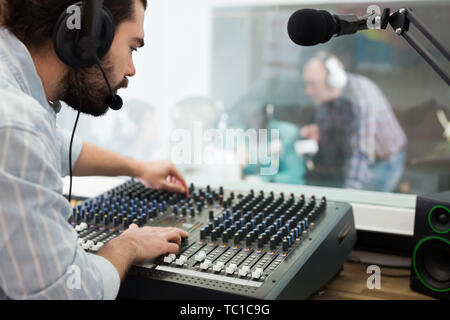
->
xmin=301 ymin=52 xmax=407 ymax=192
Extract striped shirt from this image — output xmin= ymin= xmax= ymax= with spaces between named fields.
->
xmin=316 ymin=73 xmax=407 ymax=189
xmin=0 ymin=28 xmax=120 ymax=299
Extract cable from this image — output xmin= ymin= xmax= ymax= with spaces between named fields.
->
xmin=68 ymin=68 xmax=83 ymax=203
xmin=94 ymin=56 xmax=113 ymax=94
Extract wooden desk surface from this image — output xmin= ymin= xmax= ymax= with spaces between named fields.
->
xmin=311 ymin=261 xmax=435 ymax=300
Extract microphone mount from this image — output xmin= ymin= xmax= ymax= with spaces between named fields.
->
xmin=385 ymin=7 xmax=449 ymax=86
xmin=334 ymin=14 xmax=369 ymax=36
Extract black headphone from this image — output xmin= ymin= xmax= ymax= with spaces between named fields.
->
xmin=53 ymin=0 xmax=123 ymax=111
xmin=53 ymin=1 xmax=124 ymax=203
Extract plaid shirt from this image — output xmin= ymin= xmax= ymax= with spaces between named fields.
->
xmin=315 ymin=74 xmax=407 ymax=189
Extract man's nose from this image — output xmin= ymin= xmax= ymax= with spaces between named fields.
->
xmin=126 ymin=57 xmax=136 ymax=77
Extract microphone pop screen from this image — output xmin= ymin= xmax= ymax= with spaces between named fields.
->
xmin=287 ymin=9 xmax=338 ymax=46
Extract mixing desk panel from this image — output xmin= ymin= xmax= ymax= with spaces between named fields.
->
xmin=70 ymin=179 xmax=356 ymax=299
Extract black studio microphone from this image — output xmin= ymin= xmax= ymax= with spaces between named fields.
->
xmin=287 ymin=8 xmax=375 ymax=46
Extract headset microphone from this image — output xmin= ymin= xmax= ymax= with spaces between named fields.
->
xmin=107 ymin=93 xmax=123 ymax=111
xmin=94 ymin=56 xmax=123 ymax=111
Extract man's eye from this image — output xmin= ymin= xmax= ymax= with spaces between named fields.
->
xmin=130 ymin=47 xmax=138 ymax=53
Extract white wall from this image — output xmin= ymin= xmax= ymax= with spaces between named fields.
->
xmin=121 ymin=0 xmax=213 ymax=139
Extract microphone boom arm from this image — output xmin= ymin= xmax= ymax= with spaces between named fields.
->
xmin=387 ymin=7 xmax=450 ymax=86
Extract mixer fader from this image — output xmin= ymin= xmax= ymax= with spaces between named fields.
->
xmin=70 ymin=179 xmax=356 ymax=299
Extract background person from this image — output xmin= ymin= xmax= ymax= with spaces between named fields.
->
xmin=301 ymin=52 xmax=407 ymax=192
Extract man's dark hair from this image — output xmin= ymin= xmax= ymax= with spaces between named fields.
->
xmin=0 ymin=0 xmax=147 ymax=47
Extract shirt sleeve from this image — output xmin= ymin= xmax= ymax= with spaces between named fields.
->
xmin=56 ymin=125 xmax=83 ymax=177
xmin=86 ymin=254 xmax=121 ymax=300
xmin=0 ymin=126 xmax=119 ymax=300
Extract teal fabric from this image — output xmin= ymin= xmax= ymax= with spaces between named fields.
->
xmin=244 ymin=119 xmax=306 ymax=185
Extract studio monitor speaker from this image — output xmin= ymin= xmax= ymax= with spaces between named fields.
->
xmin=411 ymin=191 xmax=449 ymax=299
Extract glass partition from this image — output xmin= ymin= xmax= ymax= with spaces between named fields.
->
xmin=56 ymin=0 xmax=450 ymax=203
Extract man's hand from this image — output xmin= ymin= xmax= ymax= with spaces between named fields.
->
xmin=119 ymin=224 xmax=189 ymax=262
xmin=137 ymin=160 xmax=189 ymax=196
xmin=97 ymin=224 xmax=189 ymax=281
xmin=73 ymin=144 xmax=190 ymax=196
xmin=300 ymin=124 xmax=320 ymax=142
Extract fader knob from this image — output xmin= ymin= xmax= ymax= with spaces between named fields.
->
xmin=252 ymin=267 xmax=264 ymax=280
xmin=225 ymin=263 xmax=237 ymax=275
xmin=211 ymin=229 xmax=217 ymax=241
xmin=238 ymin=265 xmax=250 ymax=277
xmin=257 ymin=235 xmax=264 ymax=248
xmin=175 ymin=255 xmax=188 ymax=266
xmin=122 ymin=217 xmax=129 ymax=229
xmin=200 ymin=228 xmax=206 ymax=240
xmin=270 ymin=237 xmax=277 ymax=250
xmin=282 ymin=238 xmax=289 ymax=252
xmin=222 ymin=230 xmax=229 ymax=242
xmin=246 ymin=234 xmax=252 ymax=246
xmin=195 ymin=250 xmax=207 ymax=262
xmin=213 ymin=261 xmax=224 ymax=272
xmin=200 ymin=259 xmax=212 ymax=270
xmin=163 ymin=253 xmax=177 ymax=264
xmin=233 ymin=232 xmax=240 ymax=245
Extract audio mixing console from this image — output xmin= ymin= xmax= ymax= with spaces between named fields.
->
xmin=70 ymin=179 xmax=356 ymax=299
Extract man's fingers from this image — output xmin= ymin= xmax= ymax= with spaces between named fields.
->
xmin=164 ymin=228 xmax=189 ymax=243
xmin=144 ymin=226 xmax=188 ymax=239
xmin=165 ymin=242 xmax=180 ymax=254
xmin=163 ymin=227 xmax=189 ymax=236
xmin=179 ymin=229 xmax=189 ymax=238
xmin=163 ymin=230 xmax=182 ymax=245
xmin=128 ymin=223 xmax=139 ymax=230
xmin=161 ymin=180 xmax=187 ymax=195
xmin=168 ymin=165 xmax=189 ymax=195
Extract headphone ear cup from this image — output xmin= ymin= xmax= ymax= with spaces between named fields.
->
xmin=325 ymin=57 xmax=348 ymax=90
xmin=53 ymin=4 xmax=115 ymax=68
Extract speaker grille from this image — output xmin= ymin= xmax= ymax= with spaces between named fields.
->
xmin=413 ymin=236 xmax=450 ymax=293
xmin=428 ymin=205 xmax=450 ymax=234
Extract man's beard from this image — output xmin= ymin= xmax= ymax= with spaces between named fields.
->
xmin=60 ymin=57 xmax=128 ymax=117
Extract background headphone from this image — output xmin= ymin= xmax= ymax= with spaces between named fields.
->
xmin=53 ymin=0 xmax=123 ymax=110
xmin=314 ymin=52 xmax=348 ymax=90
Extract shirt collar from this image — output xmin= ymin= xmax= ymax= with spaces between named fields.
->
xmin=0 ymin=28 xmax=61 ymax=114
